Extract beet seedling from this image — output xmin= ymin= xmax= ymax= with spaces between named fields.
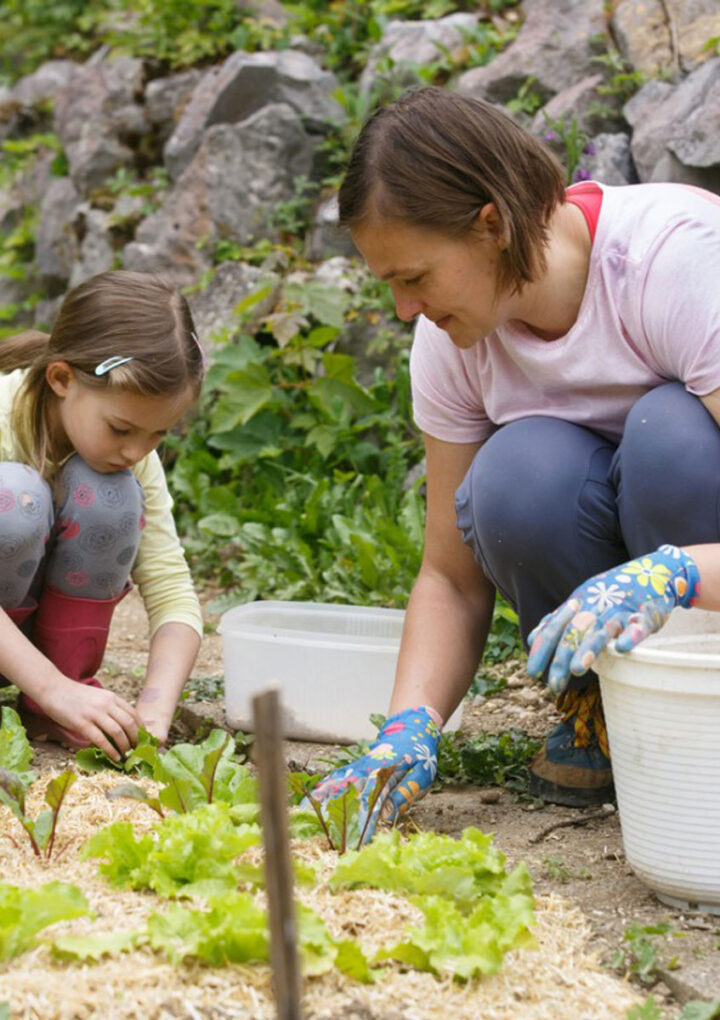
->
xmin=0 ymin=768 xmax=76 ymax=860
xmin=289 ymin=765 xmax=398 ymax=852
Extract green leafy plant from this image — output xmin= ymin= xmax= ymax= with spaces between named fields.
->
xmin=436 ymin=728 xmax=541 ymax=792
xmin=612 ymin=922 xmax=681 ymax=987
xmin=82 ymin=801 xmax=261 ymax=898
xmin=331 ymin=827 xmax=535 ymax=979
xmin=288 ymin=766 xmax=397 ymax=852
xmin=0 ymin=881 xmax=89 ymax=961
xmin=109 ymin=728 xmax=258 ymax=814
xmin=541 ymin=113 xmax=592 ymax=184
xmin=0 ymin=767 xmax=76 ymax=860
xmin=0 ymin=706 xmax=34 ymax=780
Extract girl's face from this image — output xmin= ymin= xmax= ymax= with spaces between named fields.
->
xmin=352 ymin=211 xmax=512 ymax=349
xmin=46 ymin=363 xmax=194 ymax=474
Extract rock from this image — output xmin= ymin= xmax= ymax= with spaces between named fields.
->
xmin=458 ymin=0 xmax=607 ymax=106
xmin=360 ymin=13 xmax=479 ymax=93
xmin=305 ymin=192 xmax=357 ymax=261
xmin=68 ymin=206 xmax=115 ymax=288
xmin=624 ymin=56 xmax=720 ymax=190
xmin=612 ymin=0 xmax=720 ymax=76
xmin=0 ymin=147 xmax=54 ymax=234
xmin=11 ymin=60 xmax=78 ymax=108
xmin=479 ymin=789 xmax=502 ymax=803
xmin=531 ymin=74 xmax=625 ymax=139
xmin=124 ymin=103 xmax=313 ymax=287
xmin=187 ymin=261 xmax=281 ymax=346
xmin=34 ymin=176 xmax=81 ymax=290
xmin=53 ymin=57 xmax=147 ymax=196
xmin=163 ymin=49 xmax=343 ymax=181
xmin=33 ymin=295 xmax=64 ymax=330
xmin=145 ymin=69 xmax=204 ymax=143
xmin=582 ymin=132 xmax=638 ymax=185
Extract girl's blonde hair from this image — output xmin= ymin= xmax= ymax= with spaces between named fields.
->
xmin=2 ymin=270 xmax=205 ymax=477
xmin=338 ymin=86 xmax=567 ymax=295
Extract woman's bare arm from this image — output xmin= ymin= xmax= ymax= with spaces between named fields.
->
xmin=389 ymin=434 xmax=495 ymax=723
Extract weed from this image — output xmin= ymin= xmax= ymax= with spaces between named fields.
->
xmin=506 ymin=76 xmax=544 ymax=117
xmin=437 ymin=728 xmax=541 ymax=792
xmin=541 ymin=113 xmax=594 ymax=184
xmin=612 ymin=922 xmax=683 ymax=987
xmin=542 ymin=854 xmax=592 ymax=883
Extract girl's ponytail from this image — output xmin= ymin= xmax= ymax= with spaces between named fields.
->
xmin=0 ymin=330 xmax=50 ymax=373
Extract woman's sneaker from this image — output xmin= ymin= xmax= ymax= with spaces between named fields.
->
xmin=529 ymin=718 xmax=615 ymax=807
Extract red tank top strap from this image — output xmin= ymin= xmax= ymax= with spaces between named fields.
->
xmin=565 ymin=180 xmax=603 ymax=242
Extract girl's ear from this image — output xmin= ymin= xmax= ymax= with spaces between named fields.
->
xmin=474 ymin=202 xmax=510 ymax=251
xmin=45 ymin=361 xmax=75 ymax=398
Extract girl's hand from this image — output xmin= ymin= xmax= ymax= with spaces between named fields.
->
xmin=38 ymin=680 xmax=140 ymax=761
xmin=526 ymin=544 xmax=700 ymax=694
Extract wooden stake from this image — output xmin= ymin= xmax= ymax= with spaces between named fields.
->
xmin=252 ymin=688 xmax=303 ymax=1020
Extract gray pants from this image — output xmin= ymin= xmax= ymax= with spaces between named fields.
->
xmin=0 ymin=455 xmax=144 ymax=608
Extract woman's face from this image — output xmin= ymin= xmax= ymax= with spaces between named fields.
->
xmin=352 ymin=213 xmax=511 ymax=349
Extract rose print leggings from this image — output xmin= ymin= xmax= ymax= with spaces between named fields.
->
xmin=0 ymin=454 xmax=144 ymax=609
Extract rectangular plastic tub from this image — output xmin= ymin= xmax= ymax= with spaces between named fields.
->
xmin=219 ymin=600 xmax=463 ymax=743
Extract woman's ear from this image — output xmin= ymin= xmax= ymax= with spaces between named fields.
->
xmin=45 ymin=361 xmax=75 ymax=398
xmin=475 ymin=202 xmax=510 ymax=251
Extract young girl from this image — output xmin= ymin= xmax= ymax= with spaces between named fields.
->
xmin=0 ymin=269 xmax=204 ymax=761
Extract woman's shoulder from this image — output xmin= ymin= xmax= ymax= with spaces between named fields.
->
xmin=597 ymin=182 xmax=720 ymax=262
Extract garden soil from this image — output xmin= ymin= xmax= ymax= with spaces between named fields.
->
xmin=4 ymin=590 xmax=720 ymax=1019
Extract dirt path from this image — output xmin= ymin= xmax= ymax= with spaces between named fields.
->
xmin=25 ymin=589 xmax=720 ymax=1016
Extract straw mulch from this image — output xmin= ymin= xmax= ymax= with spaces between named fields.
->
xmin=0 ymin=771 xmax=643 ymax=1020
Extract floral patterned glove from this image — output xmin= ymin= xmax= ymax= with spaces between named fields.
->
xmin=310 ymin=706 xmax=441 ymax=844
xmin=526 ymin=544 xmax=700 ymax=695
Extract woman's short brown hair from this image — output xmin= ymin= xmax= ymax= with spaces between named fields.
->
xmin=339 ymin=86 xmax=566 ymax=294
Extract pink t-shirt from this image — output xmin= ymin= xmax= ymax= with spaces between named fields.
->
xmin=410 ymin=182 xmax=720 ymax=443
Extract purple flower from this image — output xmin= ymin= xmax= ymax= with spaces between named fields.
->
xmin=573 ymin=167 xmax=591 ymax=182
xmin=583 ymin=142 xmax=596 ymax=156
xmin=543 ymin=130 xmax=556 ymax=142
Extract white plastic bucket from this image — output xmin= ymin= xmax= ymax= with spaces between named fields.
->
xmin=219 ymin=600 xmax=463 ymax=743
xmin=597 ymin=607 xmax=720 ymax=913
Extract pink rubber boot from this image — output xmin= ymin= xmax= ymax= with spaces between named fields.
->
xmin=19 ymin=585 xmax=129 ymax=746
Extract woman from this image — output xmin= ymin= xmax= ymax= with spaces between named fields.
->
xmin=311 ymin=86 xmax=720 ymax=839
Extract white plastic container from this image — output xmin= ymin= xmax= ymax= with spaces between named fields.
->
xmin=597 ymin=607 xmax=720 ymax=913
xmin=219 ymin=600 xmax=463 ymax=743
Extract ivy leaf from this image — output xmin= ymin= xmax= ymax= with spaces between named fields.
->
xmin=210 ymin=365 xmax=274 ymax=430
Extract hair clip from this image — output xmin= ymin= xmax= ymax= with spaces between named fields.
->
xmin=94 ymin=355 xmax=135 ymax=376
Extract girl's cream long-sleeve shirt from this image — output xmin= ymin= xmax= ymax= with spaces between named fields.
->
xmin=0 ymin=369 xmax=203 ymax=639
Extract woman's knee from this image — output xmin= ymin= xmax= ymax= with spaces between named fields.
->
xmin=456 ymin=418 xmax=615 ymax=560
xmin=617 ymin=383 xmax=720 ymax=548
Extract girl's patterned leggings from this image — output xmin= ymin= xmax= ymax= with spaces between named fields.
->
xmin=0 ymin=454 xmax=144 ymax=608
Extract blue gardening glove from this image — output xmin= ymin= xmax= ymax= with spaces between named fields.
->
xmin=310 ymin=706 xmax=440 ymax=844
xmin=526 ymin=544 xmax=700 ymax=695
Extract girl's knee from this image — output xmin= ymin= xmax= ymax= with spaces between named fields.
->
xmin=0 ymin=463 xmax=53 ymax=606
xmin=56 ymin=455 xmax=144 ymax=523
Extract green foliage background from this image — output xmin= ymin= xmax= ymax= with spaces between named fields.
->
xmin=0 ymin=0 xmax=526 ymax=656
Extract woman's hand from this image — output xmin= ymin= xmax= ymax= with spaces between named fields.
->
xmin=526 ymin=544 xmax=700 ymax=694
xmin=309 ymin=706 xmax=441 ymax=844
xmin=38 ymin=680 xmax=140 ymax=761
